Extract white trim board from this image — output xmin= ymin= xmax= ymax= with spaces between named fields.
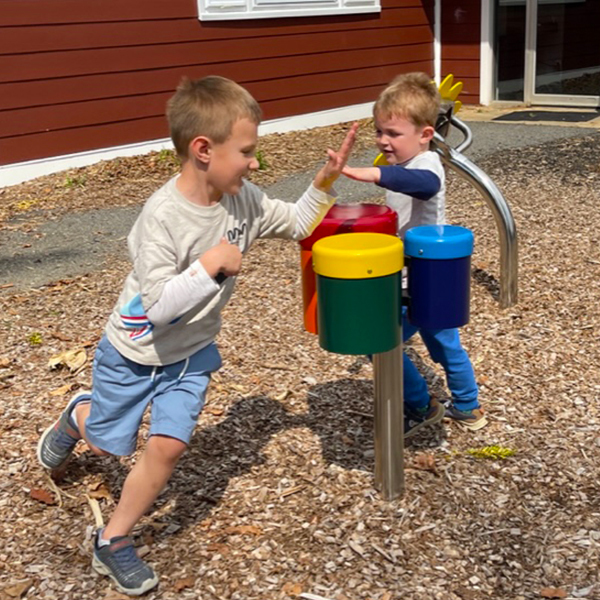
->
xmin=0 ymin=101 xmax=375 ymax=189
xmin=480 ymin=0 xmax=494 ymax=105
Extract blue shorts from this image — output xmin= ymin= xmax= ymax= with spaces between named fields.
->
xmin=86 ymin=336 xmax=222 ymax=456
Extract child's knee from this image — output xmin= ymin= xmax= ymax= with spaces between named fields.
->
xmin=147 ymin=435 xmax=187 ymax=464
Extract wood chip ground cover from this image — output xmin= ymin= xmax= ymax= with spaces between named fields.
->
xmin=1 ymin=125 xmax=600 ymax=600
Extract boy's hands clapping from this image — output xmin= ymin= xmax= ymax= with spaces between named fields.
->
xmin=200 ymin=237 xmax=243 ymax=280
xmin=313 ymin=122 xmax=359 ymax=193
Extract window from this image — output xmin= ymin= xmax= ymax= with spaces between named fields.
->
xmin=499 ymin=0 xmax=584 ymax=5
xmin=198 ymin=0 xmax=380 ymax=21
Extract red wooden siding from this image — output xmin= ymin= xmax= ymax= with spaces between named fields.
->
xmin=0 ymin=0 xmax=435 ymax=166
xmin=440 ymin=0 xmax=480 ymax=104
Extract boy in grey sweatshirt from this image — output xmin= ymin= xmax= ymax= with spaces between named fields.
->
xmin=37 ymin=75 xmax=357 ymax=596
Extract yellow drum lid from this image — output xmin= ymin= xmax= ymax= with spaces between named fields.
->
xmin=312 ymin=232 xmax=403 ymax=279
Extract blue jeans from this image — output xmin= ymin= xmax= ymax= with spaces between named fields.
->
xmin=403 ymin=314 xmax=479 ymax=412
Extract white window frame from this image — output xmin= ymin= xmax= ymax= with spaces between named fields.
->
xmin=197 ymin=0 xmax=380 ymax=21
xmin=499 ymin=0 xmax=584 ymax=5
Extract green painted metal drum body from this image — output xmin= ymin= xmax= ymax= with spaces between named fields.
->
xmin=312 ymin=232 xmax=403 ymax=356
xmin=316 ymin=273 xmax=400 ymax=355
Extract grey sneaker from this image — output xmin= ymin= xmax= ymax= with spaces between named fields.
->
xmin=404 ymin=398 xmax=444 ymax=439
xmin=445 ymin=404 xmax=488 ymax=431
xmin=36 ymin=392 xmax=89 ymax=470
xmin=92 ymin=532 xmax=159 ymax=596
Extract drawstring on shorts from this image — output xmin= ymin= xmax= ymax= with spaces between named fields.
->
xmin=178 ymin=357 xmax=189 ymax=381
xmin=150 ymin=357 xmax=189 ymax=384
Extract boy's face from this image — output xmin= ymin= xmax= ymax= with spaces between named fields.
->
xmin=374 ymin=114 xmax=434 ymax=165
xmin=208 ymin=117 xmax=259 ymax=196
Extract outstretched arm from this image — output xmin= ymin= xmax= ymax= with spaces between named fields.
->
xmin=312 ymin=122 xmax=359 ymax=193
xmin=343 ymin=164 xmax=441 ymax=200
xmin=342 ymin=165 xmax=381 ymax=184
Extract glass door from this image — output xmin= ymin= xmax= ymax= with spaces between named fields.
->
xmin=496 ymin=0 xmax=600 ymax=107
xmin=526 ymin=0 xmax=600 ymax=106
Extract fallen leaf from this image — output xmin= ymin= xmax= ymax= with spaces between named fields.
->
xmin=224 ymin=525 xmax=262 ymax=536
xmin=414 ymin=452 xmax=438 ymax=473
xmin=48 ymin=348 xmax=86 ymax=372
xmin=282 ymin=581 xmax=303 ymax=596
xmin=49 ymin=382 xmax=74 ymax=396
xmin=206 ymin=542 xmax=230 ymax=555
xmin=30 ymin=488 xmax=57 ymax=505
xmin=0 ymin=358 xmax=10 ymax=368
xmin=174 ymin=577 xmax=196 ymax=592
xmin=540 ymin=588 xmax=568 ymax=599
xmin=87 ymin=483 xmax=113 ymax=501
xmin=206 ymin=406 xmax=224 ymax=416
xmin=51 ymin=331 xmax=72 ymax=342
xmin=4 ymin=579 xmax=33 ymax=598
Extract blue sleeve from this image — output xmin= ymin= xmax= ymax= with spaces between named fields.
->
xmin=377 ymin=166 xmax=441 ymax=200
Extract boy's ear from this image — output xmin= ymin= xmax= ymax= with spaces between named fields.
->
xmin=421 ymin=125 xmax=435 ymax=143
xmin=189 ymin=136 xmax=212 ymax=164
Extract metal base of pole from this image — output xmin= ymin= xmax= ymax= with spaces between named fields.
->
xmin=372 ymin=341 xmax=404 ymax=500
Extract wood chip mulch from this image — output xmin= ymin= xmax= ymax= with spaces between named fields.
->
xmin=1 ymin=122 xmax=600 ymax=600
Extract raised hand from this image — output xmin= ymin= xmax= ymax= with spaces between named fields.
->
xmin=313 ymin=122 xmax=359 ymax=192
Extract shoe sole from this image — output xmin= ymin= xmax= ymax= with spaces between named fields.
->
xmin=456 ymin=415 xmax=488 ymax=431
xmin=405 ymin=401 xmax=445 ymax=439
xmin=92 ymin=554 xmax=159 ymax=596
xmin=36 ymin=391 xmax=91 ymax=470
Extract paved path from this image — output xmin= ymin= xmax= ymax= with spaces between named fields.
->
xmin=0 ymin=121 xmax=596 ymax=292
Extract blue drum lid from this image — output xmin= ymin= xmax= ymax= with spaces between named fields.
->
xmin=404 ymin=225 xmax=474 ymax=259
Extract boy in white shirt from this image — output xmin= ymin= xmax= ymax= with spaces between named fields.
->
xmin=343 ymin=72 xmax=486 ymax=438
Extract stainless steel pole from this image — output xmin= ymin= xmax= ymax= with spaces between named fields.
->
xmin=433 ymin=132 xmax=519 ymax=308
xmin=372 ymin=341 xmax=404 ymax=500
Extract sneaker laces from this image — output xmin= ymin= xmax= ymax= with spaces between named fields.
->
xmin=110 ymin=538 xmax=145 ymax=572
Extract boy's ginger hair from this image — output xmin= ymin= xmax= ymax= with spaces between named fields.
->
xmin=374 ymin=72 xmax=440 ymax=129
xmin=167 ymin=76 xmax=262 ymax=159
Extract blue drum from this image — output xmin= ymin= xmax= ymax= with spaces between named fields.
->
xmin=404 ymin=225 xmax=474 ymax=329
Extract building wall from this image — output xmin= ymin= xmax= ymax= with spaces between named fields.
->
xmin=0 ymin=0 xmax=435 ymax=167
xmin=440 ymin=0 xmax=481 ymax=104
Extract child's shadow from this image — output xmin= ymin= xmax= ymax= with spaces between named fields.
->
xmin=78 ymin=374 xmax=447 ymax=536
xmin=304 ymin=377 xmax=447 ymax=473
xmin=165 ymin=395 xmax=298 ymax=528
xmin=163 ymin=374 xmax=446 ymax=531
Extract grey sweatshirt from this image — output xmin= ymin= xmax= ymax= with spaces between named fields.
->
xmin=105 ymin=176 xmax=335 ymax=365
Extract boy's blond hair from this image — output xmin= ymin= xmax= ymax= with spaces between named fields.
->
xmin=167 ymin=76 xmax=262 ymax=159
xmin=374 ymin=72 xmax=440 ymax=128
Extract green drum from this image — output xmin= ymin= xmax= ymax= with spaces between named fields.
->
xmin=312 ymin=232 xmax=403 ymax=355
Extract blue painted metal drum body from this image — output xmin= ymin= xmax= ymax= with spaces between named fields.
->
xmin=404 ymin=225 xmax=474 ymax=329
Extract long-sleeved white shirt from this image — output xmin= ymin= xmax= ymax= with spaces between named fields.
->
xmin=105 ymin=176 xmax=336 ymax=365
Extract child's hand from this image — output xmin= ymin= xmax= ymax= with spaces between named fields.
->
xmin=200 ymin=238 xmax=243 ymax=279
xmin=313 ymin=122 xmax=359 ymax=192
xmin=341 ymin=166 xmax=381 ymax=184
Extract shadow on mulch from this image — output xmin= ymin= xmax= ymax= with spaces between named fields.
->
xmin=472 ymin=266 xmax=500 ymax=301
xmin=75 ymin=377 xmax=448 ymax=537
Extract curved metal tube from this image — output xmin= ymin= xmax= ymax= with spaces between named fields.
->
xmin=450 ymin=115 xmax=473 ymax=153
xmin=432 ymin=133 xmax=518 ymax=308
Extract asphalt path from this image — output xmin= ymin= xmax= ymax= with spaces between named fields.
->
xmin=0 ymin=121 xmax=593 ymax=292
